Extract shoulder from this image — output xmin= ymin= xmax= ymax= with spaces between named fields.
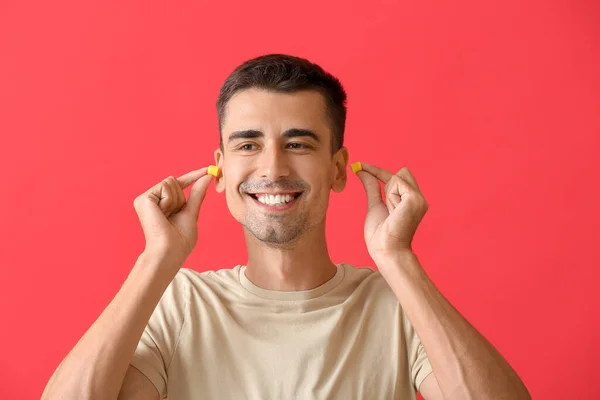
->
xmin=339 ymin=264 xmax=407 ymax=330
xmin=343 ymin=265 xmax=420 ymax=331
xmin=339 ymin=263 xmax=398 ymax=300
xmin=341 ymin=263 xmax=386 ymax=287
xmin=172 ymin=266 xmax=247 ymax=304
xmin=175 ymin=266 xmax=242 ymax=287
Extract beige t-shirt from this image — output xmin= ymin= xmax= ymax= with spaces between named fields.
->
xmin=131 ymin=264 xmax=433 ymax=399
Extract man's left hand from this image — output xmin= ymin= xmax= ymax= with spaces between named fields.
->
xmin=354 ymin=163 xmax=429 ymax=263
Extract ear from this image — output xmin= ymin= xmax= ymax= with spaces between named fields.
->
xmin=331 ymin=146 xmax=349 ymax=193
xmin=214 ymin=148 xmax=225 ymax=193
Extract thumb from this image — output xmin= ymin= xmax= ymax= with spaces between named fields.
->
xmin=356 ymin=171 xmax=383 ymax=209
xmin=183 ymin=174 xmax=214 ymax=219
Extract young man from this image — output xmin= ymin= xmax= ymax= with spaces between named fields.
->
xmin=42 ymin=54 xmax=531 ymax=399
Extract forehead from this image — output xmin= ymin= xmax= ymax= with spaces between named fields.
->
xmin=221 ymin=88 xmax=330 ymax=136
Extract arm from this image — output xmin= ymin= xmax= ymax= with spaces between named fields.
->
xmin=42 ymin=167 xmax=215 ymax=399
xmin=41 ymin=253 xmax=177 ymax=400
xmin=378 ymin=251 xmax=530 ymax=400
xmin=352 ymin=162 xmax=530 ymax=399
xmin=118 ymin=365 xmax=161 ymax=400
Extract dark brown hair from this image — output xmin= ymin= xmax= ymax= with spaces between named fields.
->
xmin=216 ymin=54 xmax=347 ymax=153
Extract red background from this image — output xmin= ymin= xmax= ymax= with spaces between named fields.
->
xmin=1 ymin=0 xmax=599 ymax=398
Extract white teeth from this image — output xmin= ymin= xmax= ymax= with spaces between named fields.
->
xmin=256 ymin=193 xmax=295 ymax=206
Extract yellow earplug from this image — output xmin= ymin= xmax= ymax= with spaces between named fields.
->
xmin=351 ymin=162 xmax=362 ymax=174
xmin=207 ymin=165 xmax=220 ymax=177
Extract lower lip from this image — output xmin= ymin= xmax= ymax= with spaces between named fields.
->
xmin=248 ymin=194 xmax=301 ymax=211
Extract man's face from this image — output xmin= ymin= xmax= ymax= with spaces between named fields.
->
xmin=214 ymin=88 xmax=348 ymax=247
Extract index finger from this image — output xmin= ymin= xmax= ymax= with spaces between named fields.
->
xmin=358 ymin=162 xmax=394 ymax=184
xmin=177 ymin=167 xmax=210 ymax=189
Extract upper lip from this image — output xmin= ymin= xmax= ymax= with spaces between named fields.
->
xmin=246 ymin=191 xmax=302 ymax=196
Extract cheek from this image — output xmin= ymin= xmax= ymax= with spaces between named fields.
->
xmin=222 ymin=167 xmax=243 ymax=197
xmin=225 ymin=184 xmax=243 ymax=207
xmin=222 ymin=175 xmax=245 ymax=214
xmin=224 ymin=187 xmax=248 ymax=223
xmin=307 ymin=175 xmax=333 ymax=205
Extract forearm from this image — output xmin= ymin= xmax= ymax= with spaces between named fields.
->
xmin=42 ymin=253 xmax=179 ymax=400
xmin=378 ymin=251 xmax=530 ymax=399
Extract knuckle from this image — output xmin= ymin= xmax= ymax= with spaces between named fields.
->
xmin=160 ymin=177 xmax=173 ymax=188
xmin=160 ymin=180 xmax=172 ymax=192
xmin=168 ymin=176 xmax=183 ymax=192
xmin=167 ymin=176 xmax=178 ymax=186
xmin=161 ymin=196 xmax=173 ymax=207
xmin=133 ymin=194 xmax=146 ymax=208
xmin=387 ymin=176 xmax=401 ymax=190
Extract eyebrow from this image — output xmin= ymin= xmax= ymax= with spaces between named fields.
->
xmin=228 ymin=128 xmax=321 ymax=144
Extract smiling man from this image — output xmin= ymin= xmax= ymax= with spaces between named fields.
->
xmin=42 ymin=54 xmax=531 ymax=400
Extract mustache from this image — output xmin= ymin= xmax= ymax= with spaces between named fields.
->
xmin=239 ymin=179 xmax=309 ymax=194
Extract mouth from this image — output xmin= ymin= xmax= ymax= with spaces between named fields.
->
xmin=246 ymin=192 xmax=303 ymax=210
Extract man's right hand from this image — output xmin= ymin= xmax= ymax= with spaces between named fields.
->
xmin=42 ymin=167 xmax=217 ymax=400
xmin=133 ymin=167 xmax=215 ymax=268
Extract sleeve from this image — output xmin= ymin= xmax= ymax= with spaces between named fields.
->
xmin=130 ymin=270 xmax=189 ymax=399
xmin=402 ymin=308 xmax=434 ymax=393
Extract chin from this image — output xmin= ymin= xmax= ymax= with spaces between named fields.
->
xmin=246 ymin=224 xmax=304 ymax=246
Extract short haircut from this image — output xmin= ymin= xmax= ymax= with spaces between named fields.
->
xmin=216 ymin=54 xmax=347 ymax=153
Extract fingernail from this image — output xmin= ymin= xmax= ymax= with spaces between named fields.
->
xmin=351 ymin=162 xmax=362 ymax=174
xmin=208 ymin=165 xmax=220 ymax=177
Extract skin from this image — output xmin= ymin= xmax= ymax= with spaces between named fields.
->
xmin=213 ymin=88 xmax=348 ymax=291
xmin=354 ymin=163 xmax=531 ymax=399
xmin=41 ymin=86 xmax=530 ymax=400
xmin=212 ymin=87 xmax=530 ymax=399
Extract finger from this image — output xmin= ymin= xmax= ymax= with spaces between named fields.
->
xmin=183 ymin=174 xmax=214 ymax=219
xmin=159 ymin=179 xmax=177 ymax=217
xmin=359 ymin=162 xmax=394 ymax=184
xmin=177 ymin=168 xmax=210 ymax=189
xmin=385 ymin=175 xmax=413 ymax=207
xmin=396 ymin=167 xmax=420 ymax=190
xmin=355 ymin=170 xmax=384 ymax=209
xmin=171 ymin=176 xmax=186 ymax=214
xmin=385 ymin=175 xmax=413 ymax=197
xmin=384 ymin=177 xmax=401 ymax=215
xmin=174 ymin=167 xmax=211 ymax=214
xmin=133 ymin=194 xmax=165 ymax=233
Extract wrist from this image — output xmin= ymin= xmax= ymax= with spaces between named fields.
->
xmin=373 ymin=249 xmax=418 ymax=269
xmin=374 ymin=250 xmax=430 ymax=295
xmin=137 ymin=251 xmax=182 ymax=277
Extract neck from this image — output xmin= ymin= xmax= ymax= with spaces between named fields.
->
xmin=243 ymin=224 xmax=337 ymax=291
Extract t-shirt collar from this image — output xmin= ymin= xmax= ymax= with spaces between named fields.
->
xmin=238 ymin=264 xmax=346 ymax=301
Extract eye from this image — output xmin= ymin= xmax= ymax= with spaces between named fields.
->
xmin=287 ymin=142 xmax=311 ymax=150
xmin=238 ymin=143 xmax=256 ymax=151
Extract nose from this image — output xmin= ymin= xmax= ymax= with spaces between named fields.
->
xmin=256 ymin=142 xmax=290 ymax=181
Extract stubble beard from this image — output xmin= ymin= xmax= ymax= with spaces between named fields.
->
xmin=244 ymin=210 xmax=312 ymax=248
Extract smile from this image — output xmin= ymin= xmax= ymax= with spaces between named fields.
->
xmin=247 ymin=192 xmax=303 ymax=209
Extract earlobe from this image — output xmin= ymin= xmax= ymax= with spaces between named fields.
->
xmin=214 ymin=148 xmax=225 ymax=193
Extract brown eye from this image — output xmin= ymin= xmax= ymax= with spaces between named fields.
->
xmin=288 ymin=143 xmax=310 ymax=149
xmin=239 ymin=144 xmax=256 ymax=151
